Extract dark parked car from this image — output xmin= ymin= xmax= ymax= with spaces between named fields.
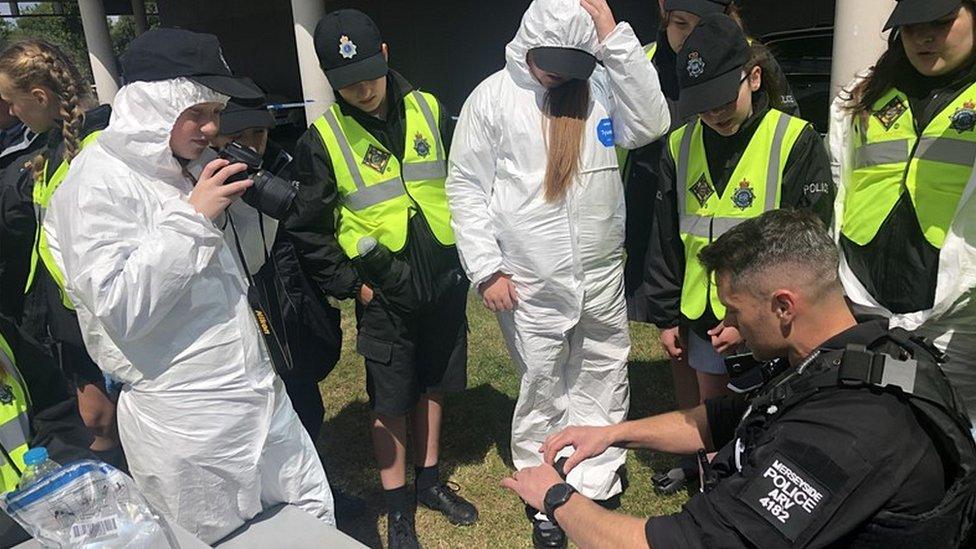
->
xmin=763 ymin=26 xmax=833 ymax=134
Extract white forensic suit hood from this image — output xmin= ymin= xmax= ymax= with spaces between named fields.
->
xmin=446 ymin=0 xmax=671 ymax=502
xmin=43 ymin=77 xmax=333 ymax=542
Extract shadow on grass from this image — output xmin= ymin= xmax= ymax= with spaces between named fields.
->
xmin=627 ymin=359 xmax=681 ymax=473
xmin=316 ymin=383 xmax=515 ymax=547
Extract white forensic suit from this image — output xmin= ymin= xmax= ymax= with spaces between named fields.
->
xmin=43 ymin=77 xmax=335 ymax=543
xmin=830 ymin=80 xmax=976 ymax=423
xmin=445 ymin=0 xmax=670 ymax=500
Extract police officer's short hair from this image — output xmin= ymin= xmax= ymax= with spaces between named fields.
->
xmin=698 ymin=209 xmax=840 ymax=298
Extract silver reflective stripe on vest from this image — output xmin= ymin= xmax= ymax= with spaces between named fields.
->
xmin=343 ymin=178 xmax=406 ymax=211
xmin=403 ymin=92 xmax=447 ymax=182
xmin=0 ymin=412 xmax=28 ymax=454
xmin=324 ymin=110 xmax=368 ymax=192
xmin=325 ymin=110 xmax=408 ymax=210
xmin=678 ymin=113 xmax=791 ymax=239
xmin=854 ymin=139 xmax=909 ymax=169
xmin=916 ymin=137 xmax=976 ymax=167
xmin=402 ymin=161 xmax=447 ymax=180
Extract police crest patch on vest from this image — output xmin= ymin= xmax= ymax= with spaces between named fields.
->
xmin=413 ymin=133 xmax=431 ymax=158
xmin=687 ymin=51 xmax=706 ymax=78
xmin=362 ymin=145 xmax=391 ymax=174
xmin=0 ymin=383 xmax=12 ymax=405
xmin=873 ymin=97 xmax=906 ymax=131
xmin=738 ymin=453 xmax=831 ymax=541
xmin=732 ymin=179 xmax=756 ymax=210
xmin=950 ymin=101 xmax=976 ymax=133
xmin=691 ymin=174 xmax=714 ymax=207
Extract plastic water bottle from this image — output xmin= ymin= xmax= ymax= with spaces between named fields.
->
xmin=17 ymin=447 xmax=59 ymax=489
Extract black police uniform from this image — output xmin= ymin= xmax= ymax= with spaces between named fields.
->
xmin=623 ymin=28 xmax=801 ymax=323
xmin=635 ymin=93 xmax=834 ymax=338
xmin=645 ymin=320 xmax=976 ymax=547
xmin=841 ymin=62 xmax=976 ymax=314
xmin=284 ymin=71 xmax=468 ymax=416
xmin=0 ymin=129 xmax=45 ymax=321
xmin=14 ymin=105 xmax=111 ymax=389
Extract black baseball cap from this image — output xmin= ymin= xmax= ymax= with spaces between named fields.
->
xmin=121 ymin=28 xmax=262 ymax=99
xmin=314 ymin=9 xmax=388 ymax=90
xmin=529 ymin=47 xmax=597 ymax=80
xmin=219 ymin=94 xmax=275 ymax=136
xmin=676 ymin=14 xmax=750 ymax=118
xmin=664 ymin=0 xmax=732 ymax=16
xmin=884 ymin=0 xmax=962 ymax=30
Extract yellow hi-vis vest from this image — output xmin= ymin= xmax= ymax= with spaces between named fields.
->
xmin=0 ymin=333 xmax=30 ymax=493
xmin=24 ymin=131 xmax=101 ymax=310
xmin=842 ymin=85 xmax=976 ymax=249
xmin=312 ymin=91 xmax=456 ymax=258
xmin=670 ymin=109 xmax=808 ymax=320
xmin=615 ymin=42 xmax=659 ymax=177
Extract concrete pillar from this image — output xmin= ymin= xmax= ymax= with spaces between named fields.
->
xmin=830 ymin=0 xmax=898 ymax=99
xmin=78 ymin=0 xmax=119 ymax=104
xmin=290 ymin=0 xmax=334 ymax=124
xmin=131 ymin=0 xmax=149 ymax=35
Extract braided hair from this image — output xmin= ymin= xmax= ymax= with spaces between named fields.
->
xmin=0 ymin=40 xmax=92 ymax=182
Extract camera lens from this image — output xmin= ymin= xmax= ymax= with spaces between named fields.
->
xmin=242 ymin=171 xmax=297 ymax=220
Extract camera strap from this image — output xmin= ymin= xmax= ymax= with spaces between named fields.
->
xmin=226 ymin=212 xmax=294 ymax=374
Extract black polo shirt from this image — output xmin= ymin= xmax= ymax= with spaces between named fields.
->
xmin=645 ymin=320 xmax=947 ymax=548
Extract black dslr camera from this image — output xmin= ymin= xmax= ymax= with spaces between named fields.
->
xmin=217 ymin=142 xmax=296 ymax=220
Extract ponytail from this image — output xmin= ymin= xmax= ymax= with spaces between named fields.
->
xmin=0 ymin=39 xmax=92 ymax=182
xmin=541 ymin=78 xmax=589 ymax=202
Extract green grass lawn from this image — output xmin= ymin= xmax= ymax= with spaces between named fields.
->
xmin=315 ymin=294 xmax=688 ymax=548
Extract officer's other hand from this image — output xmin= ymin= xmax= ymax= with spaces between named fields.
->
xmin=709 ymin=321 xmax=743 ymax=354
xmin=660 ymin=326 xmax=683 ymax=360
xmin=500 ymin=464 xmax=563 ymax=513
xmin=357 ymin=284 xmax=374 ymax=306
xmin=188 ymin=158 xmax=252 ymax=220
xmin=480 ymin=272 xmax=517 ymax=312
xmin=581 ymin=0 xmax=617 ymax=42
xmin=540 ymin=425 xmax=613 ymax=474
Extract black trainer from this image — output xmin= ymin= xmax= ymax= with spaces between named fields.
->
xmin=417 ymin=482 xmax=479 ymax=525
xmin=532 ymin=517 xmax=567 ymax=549
xmin=387 ymin=510 xmax=422 ymax=549
xmin=525 ymin=504 xmax=567 ymax=549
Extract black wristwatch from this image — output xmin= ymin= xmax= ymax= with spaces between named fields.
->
xmin=543 ymin=482 xmax=577 ymax=526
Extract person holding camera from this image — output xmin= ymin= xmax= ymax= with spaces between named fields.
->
xmin=502 ymin=209 xmax=976 ymax=548
xmin=40 ymin=28 xmax=335 ymax=543
xmin=283 ymin=9 xmax=475 ymax=548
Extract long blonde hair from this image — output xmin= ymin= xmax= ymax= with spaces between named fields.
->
xmin=542 ymin=78 xmax=589 ymax=202
xmin=0 ymin=39 xmax=92 ymax=182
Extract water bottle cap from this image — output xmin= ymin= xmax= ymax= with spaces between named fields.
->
xmin=23 ymin=447 xmax=48 ymax=466
xmin=357 ymin=236 xmax=378 ymax=256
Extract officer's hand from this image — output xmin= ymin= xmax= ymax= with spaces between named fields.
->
xmin=480 ymin=272 xmax=517 ymax=312
xmin=581 ymin=0 xmax=617 ymax=42
xmin=540 ymin=425 xmax=614 ymax=474
xmin=357 ymin=284 xmax=374 ymax=306
xmin=660 ymin=326 xmax=684 ymax=360
xmin=709 ymin=322 xmax=743 ymax=355
xmin=188 ymin=159 xmax=252 ymax=220
xmin=500 ymin=464 xmax=564 ymax=513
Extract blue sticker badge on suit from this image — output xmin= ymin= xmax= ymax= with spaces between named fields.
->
xmin=597 ymin=118 xmax=615 ymax=147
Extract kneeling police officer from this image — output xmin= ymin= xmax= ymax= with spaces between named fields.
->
xmin=502 ymin=209 xmax=976 ymax=548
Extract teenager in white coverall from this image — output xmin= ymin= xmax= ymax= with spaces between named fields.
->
xmin=446 ymin=0 xmax=670 ymax=514
xmin=41 ymin=35 xmax=335 ymax=543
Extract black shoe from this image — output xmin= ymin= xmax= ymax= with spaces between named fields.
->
xmin=417 ymin=482 xmax=479 ymax=526
xmin=532 ymin=517 xmax=567 ymax=549
xmin=387 ymin=511 xmax=422 ymax=549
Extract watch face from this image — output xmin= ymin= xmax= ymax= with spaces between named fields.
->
xmin=545 ymin=483 xmax=575 ymax=507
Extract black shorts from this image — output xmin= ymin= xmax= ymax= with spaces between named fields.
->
xmin=355 ymin=276 xmax=469 ymax=417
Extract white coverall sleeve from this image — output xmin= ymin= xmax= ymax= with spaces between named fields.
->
xmin=445 ymin=85 xmax=505 ymax=290
xmin=593 ymin=22 xmax=671 ymax=149
xmin=53 ymin=181 xmax=226 ymax=343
